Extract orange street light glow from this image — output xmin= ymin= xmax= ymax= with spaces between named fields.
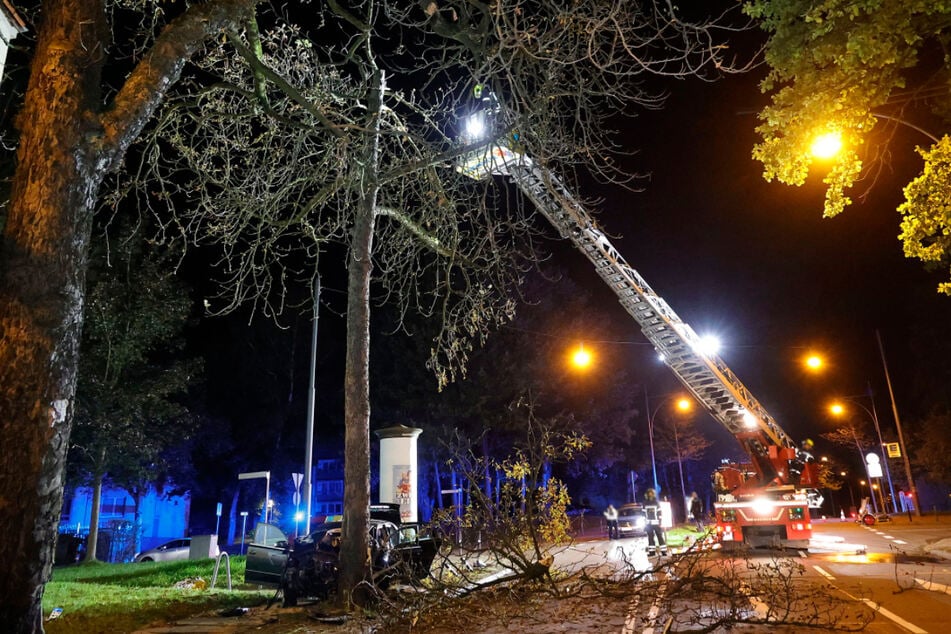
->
xmin=804 ymin=354 xmax=823 ymax=371
xmin=810 ymin=131 xmax=843 ymax=159
xmin=829 ymin=402 xmax=845 ymax=416
xmin=571 ymin=344 xmax=592 ymax=369
xmin=676 ymin=398 xmax=692 ymax=412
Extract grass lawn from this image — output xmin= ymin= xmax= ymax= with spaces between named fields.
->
xmin=44 ymin=556 xmax=274 ymax=633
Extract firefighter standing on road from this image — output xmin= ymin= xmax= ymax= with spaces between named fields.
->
xmin=643 ymin=488 xmax=667 ymax=556
xmin=603 ymin=504 xmax=619 ymax=539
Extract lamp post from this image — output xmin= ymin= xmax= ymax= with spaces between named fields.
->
xmin=829 ymin=404 xmax=880 ymax=514
xmin=644 ymin=393 xmax=692 ymax=498
xmin=876 ymin=331 xmax=920 ymax=517
xmin=835 ymin=394 xmax=898 ymax=513
xmin=832 ymin=393 xmax=903 ymax=514
xmin=238 ymin=470 xmax=271 ymax=524
xmin=239 ymin=511 xmax=249 ymax=554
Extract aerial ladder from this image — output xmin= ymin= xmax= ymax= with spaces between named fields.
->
xmin=458 ymin=108 xmax=820 ymax=550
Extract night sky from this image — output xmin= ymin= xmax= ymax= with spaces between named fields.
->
xmin=558 ymin=65 xmax=951 ymax=463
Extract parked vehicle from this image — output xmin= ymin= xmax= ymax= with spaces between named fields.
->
xmin=244 ymin=504 xmax=441 ymax=605
xmin=616 ymin=503 xmax=647 ymax=536
xmin=133 ymin=538 xmax=191 ymax=563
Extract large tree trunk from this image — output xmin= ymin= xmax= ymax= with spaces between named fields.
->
xmin=0 ymin=4 xmax=108 ymax=629
xmin=0 ymin=2 xmax=260 ymax=629
xmin=338 ymin=67 xmax=383 ymax=606
xmin=338 ymin=199 xmax=376 ymax=605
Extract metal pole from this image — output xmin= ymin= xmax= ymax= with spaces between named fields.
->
xmin=264 ymin=473 xmax=271 ymax=524
xmin=303 ymin=272 xmax=320 ymax=535
xmin=674 ymin=421 xmax=687 ymax=522
xmin=876 ymin=331 xmax=920 ymax=517
xmin=866 ymin=388 xmax=898 ymax=513
xmin=240 ymin=512 xmax=248 ymax=555
xmin=850 ymin=426 xmax=878 ymax=514
xmin=645 ymin=391 xmax=659 ymax=493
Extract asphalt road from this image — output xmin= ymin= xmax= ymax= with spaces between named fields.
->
xmin=802 ymin=515 xmax=951 ymax=634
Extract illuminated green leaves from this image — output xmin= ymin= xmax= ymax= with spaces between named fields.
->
xmin=899 ymin=137 xmax=951 ymax=294
xmin=747 ymin=0 xmax=951 ymax=292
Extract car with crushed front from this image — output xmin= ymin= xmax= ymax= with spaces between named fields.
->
xmin=244 ymin=504 xmax=440 ymax=605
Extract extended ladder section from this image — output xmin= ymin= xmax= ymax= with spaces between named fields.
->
xmin=459 ymin=145 xmax=797 ymax=455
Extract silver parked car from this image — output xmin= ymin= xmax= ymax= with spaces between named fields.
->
xmin=133 ymin=538 xmax=191 ymax=562
xmin=617 ymin=504 xmax=647 ymax=536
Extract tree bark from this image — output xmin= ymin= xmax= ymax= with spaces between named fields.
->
xmin=84 ymin=470 xmax=105 ymax=562
xmin=338 ymin=67 xmax=383 ymax=606
xmin=0 ymin=4 xmax=108 ymax=629
xmin=0 ymin=2 xmax=259 ymax=630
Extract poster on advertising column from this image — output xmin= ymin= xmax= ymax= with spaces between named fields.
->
xmin=393 ymin=465 xmax=412 ymax=522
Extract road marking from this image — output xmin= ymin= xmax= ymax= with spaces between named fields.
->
xmin=622 ymin=579 xmax=668 ymax=634
xmin=860 ymin=598 xmax=928 ymax=634
xmin=622 ymin=593 xmax=641 ymax=634
xmin=915 ymin=578 xmax=951 ymax=595
xmin=882 ymin=535 xmax=894 ymax=539
xmin=893 ymin=539 xmax=907 ymax=544
xmin=820 ymin=561 xmax=929 ymax=634
xmin=812 ymin=565 xmax=835 ymax=581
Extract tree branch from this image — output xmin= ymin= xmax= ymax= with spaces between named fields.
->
xmin=99 ymin=0 xmax=262 ymax=170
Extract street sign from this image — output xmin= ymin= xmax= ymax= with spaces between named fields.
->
xmin=866 ymin=452 xmax=883 ymax=478
xmin=885 ymin=442 xmax=901 ymax=458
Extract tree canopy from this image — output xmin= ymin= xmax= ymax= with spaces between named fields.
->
xmin=746 ymin=0 xmax=951 ymax=293
xmin=69 ymin=226 xmax=200 ymax=559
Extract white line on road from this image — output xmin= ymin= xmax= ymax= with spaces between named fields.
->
xmin=812 ymin=565 xmax=835 ymax=581
xmin=860 ymin=598 xmax=928 ymax=634
xmin=893 ymin=539 xmax=907 ymax=544
xmin=621 ymin=579 xmax=668 ymax=634
xmin=819 ymin=562 xmax=929 ymax=634
xmin=915 ymin=578 xmax=951 ymax=595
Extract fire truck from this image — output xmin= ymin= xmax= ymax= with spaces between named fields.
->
xmin=458 ymin=100 xmax=822 ymax=550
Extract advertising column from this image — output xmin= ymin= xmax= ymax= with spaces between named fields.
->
xmin=375 ymin=425 xmax=423 ymax=523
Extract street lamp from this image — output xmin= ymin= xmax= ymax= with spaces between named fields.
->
xmin=828 ymin=403 xmax=881 ymax=514
xmin=831 ymin=395 xmax=898 ymax=513
xmin=671 ymin=397 xmax=693 ymax=515
xmin=644 ymin=393 xmax=692 ymax=496
xmin=810 ymin=131 xmax=843 ymax=159
xmin=803 ymin=353 xmax=824 ymax=372
xmin=570 ymin=342 xmax=592 ymax=370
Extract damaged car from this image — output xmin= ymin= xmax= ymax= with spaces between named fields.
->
xmin=244 ymin=504 xmax=440 ymax=605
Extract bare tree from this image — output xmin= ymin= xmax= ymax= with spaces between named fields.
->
xmin=113 ymin=1 xmax=749 ymax=603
